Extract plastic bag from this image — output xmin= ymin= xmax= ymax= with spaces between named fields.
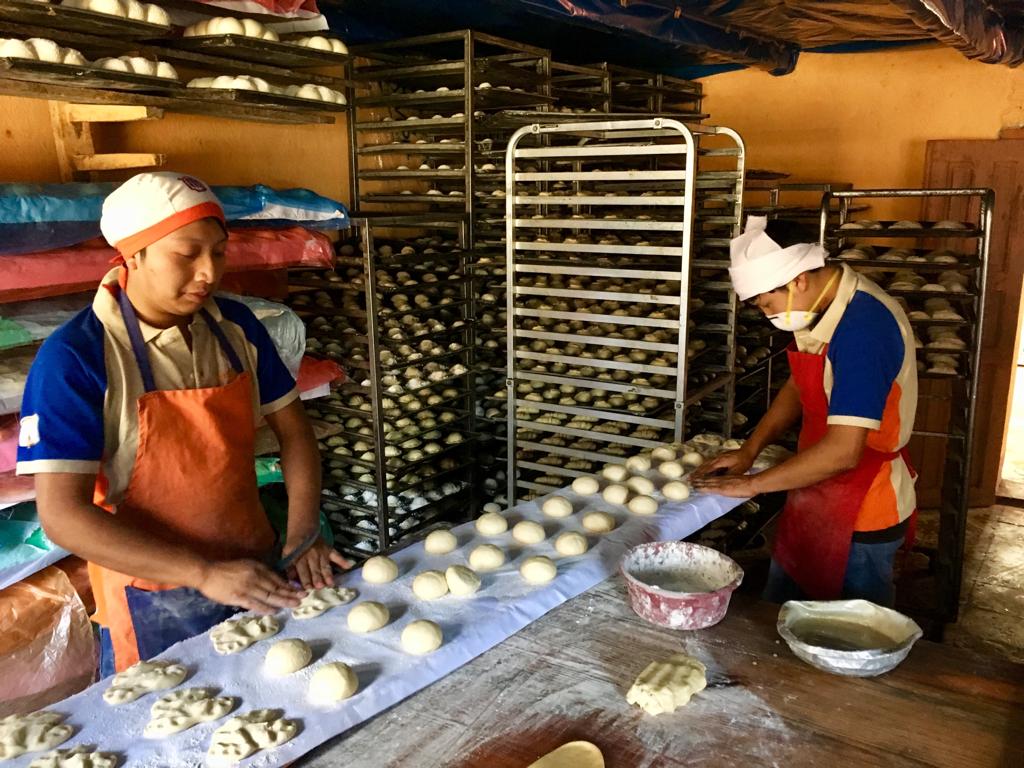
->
xmin=196 ymin=0 xmax=322 ymax=20
xmin=0 ymin=415 xmax=16 ymax=473
xmin=221 ymin=293 xmax=306 ymax=378
xmin=0 ymin=566 xmax=96 ymax=716
xmin=0 ymin=294 xmax=90 ymax=351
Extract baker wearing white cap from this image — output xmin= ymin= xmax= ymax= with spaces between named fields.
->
xmin=17 ymin=172 xmax=347 ymax=673
xmin=694 ymin=217 xmax=918 ymax=607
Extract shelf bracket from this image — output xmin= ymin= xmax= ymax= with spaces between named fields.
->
xmin=48 ymin=101 xmax=166 ymax=182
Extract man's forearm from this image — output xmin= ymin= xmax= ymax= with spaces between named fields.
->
xmin=273 ymin=404 xmax=323 ymax=545
xmin=744 ymin=377 xmax=802 ymax=456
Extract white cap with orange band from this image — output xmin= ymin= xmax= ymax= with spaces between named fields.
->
xmin=100 ymin=172 xmax=225 ymax=261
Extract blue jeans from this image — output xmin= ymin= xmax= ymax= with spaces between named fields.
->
xmin=763 ymin=537 xmax=904 ymax=606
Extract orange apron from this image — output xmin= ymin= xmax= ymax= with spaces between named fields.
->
xmin=91 ymin=284 xmax=275 ymax=671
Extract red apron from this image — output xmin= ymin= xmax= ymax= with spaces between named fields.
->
xmin=773 ymin=342 xmax=913 ymax=600
xmin=91 ymin=280 xmax=275 ymax=671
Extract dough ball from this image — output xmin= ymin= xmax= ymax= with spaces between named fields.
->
xmin=264 ymin=639 xmax=312 ymax=676
xmin=520 ymin=555 xmax=557 ymax=584
xmin=601 ymin=463 xmax=629 ymax=482
xmin=651 ymin=446 xmax=676 ymax=462
xmin=475 ymin=512 xmax=508 ymax=536
xmin=570 ymin=476 xmax=599 ymax=495
xmin=626 ymin=476 xmax=655 ymax=495
xmin=625 ymin=455 xmax=652 ymax=473
xmin=468 ymin=544 xmax=505 ymax=571
xmin=512 ymin=520 xmax=546 ymax=544
xmin=424 ymin=529 xmax=457 ymax=555
xmin=602 ymin=484 xmax=629 ymax=505
xmin=554 ymin=531 xmax=589 ymax=557
xmin=401 ymin=619 xmax=443 ymax=655
xmin=582 ymin=511 xmax=616 ymax=533
xmin=309 ymin=662 xmax=358 ymax=704
xmin=627 ymin=495 xmax=659 ymax=516
xmin=658 ymin=461 xmax=684 ymax=479
xmin=412 ymin=570 xmax=449 ymax=600
xmin=362 ymin=555 xmax=398 ymax=584
xmin=663 ymin=481 xmax=691 ymax=501
xmin=347 ymin=601 xmax=389 ymax=633
xmin=445 ymin=565 xmax=481 ymax=595
xmin=542 ymin=495 xmax=574 ymax=517
xmin=482 ymin=502 xmax=502 ymax=514
xmin=681 ymin=451 xmax=704 ymax=468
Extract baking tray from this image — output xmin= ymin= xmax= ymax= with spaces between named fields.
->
xmin=183 ymin=87 xmax=348 ymax=113
xmin=0 ymin=0 xmax=172 ymax=39
xmin=167 ymin=34 xmax=349 ymax=68
xmin=0 ymin=56 xmax=182 ymax=92
xmin=354 ymin=87 xmax=553 ymax=109
xmin=829 ymin=222 xmax=982 ymax=238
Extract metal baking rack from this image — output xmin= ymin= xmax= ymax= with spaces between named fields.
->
xmin=550 ymin=61 xmax=611 ymax=114
xmin=819 ymin=187 xmax=994 ymax=634
xmin=603 ymin=64 xmax=704 ymax=118
xmin=288 ymin=215 xmax=480 ymax=559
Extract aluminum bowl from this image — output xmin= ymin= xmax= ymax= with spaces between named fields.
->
xmin=777 ymin=599 xmax=923 ymax=677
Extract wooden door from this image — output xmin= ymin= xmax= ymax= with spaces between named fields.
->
xmin=921 ymin=139 xmax=1024 ymax=507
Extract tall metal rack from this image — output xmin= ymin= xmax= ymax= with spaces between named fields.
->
xmin=290 ymin=215 xmax=480 ymax=559
xmin=819 ymin=188 xmax=994 ymax=632
xmin=502 ymin=118 xmax=743 ymax=502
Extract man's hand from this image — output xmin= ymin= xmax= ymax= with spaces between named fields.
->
xmin=284 ymin=536 xmax=352 ymax=591
xmin=690 ymin=448 xmax=755 ymax=481
xmin=195 ymin=559 xmax=303 ymax=613
xmin=690 ymin=473 xmax=759 ymax=498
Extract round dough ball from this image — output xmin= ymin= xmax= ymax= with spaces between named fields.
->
xmin=627 ymin=495 xmax=659 ymax=516
xmin=363 ymin=556 xmax=398 ymax=584
xmin=424 ymin=529 xmax=457 ymax=555
xmin=512 ymin=520 xmax=546 ymax=545
xmin=412 ymin=570 xmax=449 ymax=600
xmin=658 ymin=461 xmax=684 ymax=479
xmin=554 ymin=531 xmax=589 ymax=557
xmin=445 ymin=565 xmax=481 ymax=595
xmin=651 ymin=446 xmax=676 ymax=462
xmin=520 ymin=555 xmax=557 ymax=584
xmin=663 ymin=481 xmax=691 ymax=501
xmin=468 ymin=544 xmax=505 ymax=571
xmin=571 ymin=476 xmax=599 ymax=495
xmin=681 ymin=451 xmax=705 ymax=468
xmin=542 ymin=496 xmax=574 ymax=518
xmin=601 ymin=464 xmax=629 ymax=482
xmin=602 ymin=484 xmax=629 ymax=505
xmin=265 ymin=638 xmax=312 ymax=676
xmin=625 ymin=455 xmax=652 ymax=473
xmin=309 ymin=662 xmax=358 ymax=704
xmin=475 ymin=512 xmax=509 ymax=536
xmin=582 ymin=511 xmax=616 ymax=533
xmin=626 ymin=476 xmax=655 ymax=495
xmin=347 ymin=601 xmax=390 ymax=633
xmin=482 ymin=502 xmax=502 ymax=514
xmin=401 ymin=619 xmax=443 ymax=655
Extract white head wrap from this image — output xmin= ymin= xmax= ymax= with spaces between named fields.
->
xmin=728 ymin=216 xmax=827 ymax=301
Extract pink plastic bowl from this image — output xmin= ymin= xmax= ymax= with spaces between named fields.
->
xmin=621 ymin=541 xmax=744 ymax=630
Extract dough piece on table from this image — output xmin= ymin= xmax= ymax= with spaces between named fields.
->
xmin=658 ymin=460 xmax=684 ymax=479
xmin=445 ymin=565 xmax=481 ymax=595
xmin=144 ymin=688 xmax=235 ymax=738
xmin=309 ymin=662 xmax=358 ymax=704
xmin=401 ymin=619 xmax=443 ymax=655
xmin=554 ymin=531 xmax=588 ymax=557
xmin=482 ymin=502 xmax=502 ymax=514
xmin=102 ymin=659 xmax=187 ymax=705
xmin=206 ymin=709 xmax=297 ymax=767
xmin=602 ymin=484 xmax=629 ymax=505
xmin=0 ymin=712 xmax=72 ymax=762
xmin=412 ymin=570 xmax=449 ymax=600
xmin=680 ymin=452 xmax=704 ymax=468
xmin=527 ymin=741 xmax=605 ymax=768
xmin=651 ymin=446 xmax=676 ymax=462
xmin=520 ymin=555 xmax=557 ymax=584
xmin=265 ymin=639 xmax=312 ymax=676
xmin=468 ymin=543 xmax=505 ymax=571
xmin=626 ymin=475 xmax=654 ymax=496
xmin=424 ymin=529 xmax=457 ymax=554
xmin=625 ymin=455 xmax=651 ymax=473
xmin=512 ymin=520 xmax=546 ymax=544
xmin=347 ymin=601 xmax=390 ymax=632
xmin=570 ymin=476 xmax=599 ymax=495
xmin=362 ymin=555 xmax=398 ymax=583
xmin=475 ymin=511 xmax=509 ymax=535
xmin=626 ymin=654 xmax=707 ymax=715
xmin=542 ymin=495 xmax=574 ymax=517
xmin=292 ymin=586 xmax=357 ymax=619
xmin=601 ymin=463 xmax=628 ymax=482
xmin=27 ymin=747 xmax=116 ymax=768
xmin=627 ymin=495 xmax=658 ymax=516
xmin=582 ymin=511 xmax=616 ymax=533
xmin=211 ymin=615 xmax=280 ymax=655
xmin=662 ymin=481 xmax=691 ymax=501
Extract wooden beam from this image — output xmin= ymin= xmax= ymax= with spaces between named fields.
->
xmin=48 ymin=101 xmax=94 ymax=182
xmin=64 ymin=104 xmax=164 ymax=123
xmin=72 ymin=152 xmax=166 ymax=172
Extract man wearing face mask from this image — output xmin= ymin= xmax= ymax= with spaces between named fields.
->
xmin=693 ymin=216 xmax=918 ymax=606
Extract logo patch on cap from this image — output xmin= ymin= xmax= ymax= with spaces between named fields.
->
xmin=178 ymin=176 xmax=208 ymax=192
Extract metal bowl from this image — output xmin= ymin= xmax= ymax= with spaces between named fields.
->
xmin=620 ymin=542 xmax=744 ymax=630
xmin=777 ymin=600 xmax=923 ymax=677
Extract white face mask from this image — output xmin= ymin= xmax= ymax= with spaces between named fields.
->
xmin=765 ymin=270 xmax=839 ymax=333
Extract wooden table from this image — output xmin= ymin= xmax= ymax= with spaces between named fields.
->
xmin=299 ymin=581 xmax=1024 ymax=768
